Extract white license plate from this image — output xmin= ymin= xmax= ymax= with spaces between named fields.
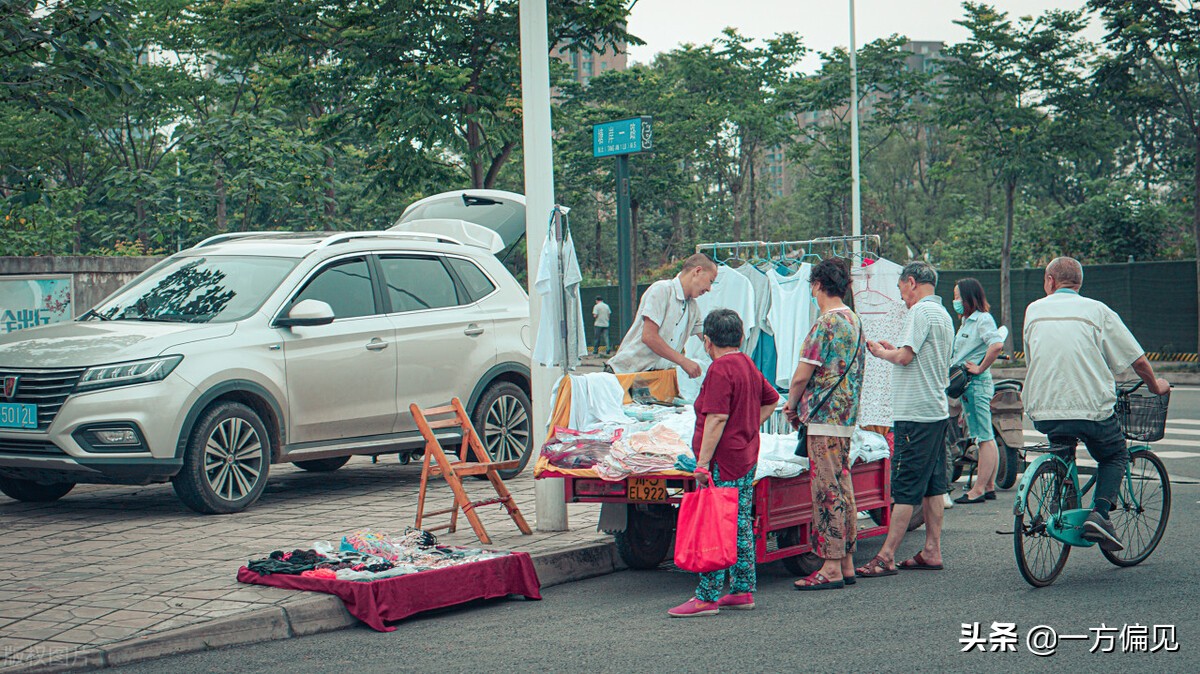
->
xmin=0 ymin=403 xmax=37 ymax=429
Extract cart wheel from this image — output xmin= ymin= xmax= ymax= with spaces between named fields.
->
xmin=782 ymin=552 xmax=823 ymax=576
xmin=776 ymin=527 xmax=823 ymax=576
xmin=614 ymin=504 xmax=675 ymax=570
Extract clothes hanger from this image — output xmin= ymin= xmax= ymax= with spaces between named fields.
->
xmin=798 ymin=241 xmax=822 ymax=265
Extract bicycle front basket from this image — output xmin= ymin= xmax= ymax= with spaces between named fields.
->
xmin=1114 ymin=390 xmax=1169 ymax=442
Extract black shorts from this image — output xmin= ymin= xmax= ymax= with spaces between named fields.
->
xmin=891 ymin=419 xmax=950 ymax=506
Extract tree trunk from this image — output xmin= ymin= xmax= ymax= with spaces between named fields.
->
xmin=594 ymin=213 xmax=603 ymax=271
xmin=1002 ymin=179 xmax=1016 ymax=354
xmin=467 ymin=119 xmax=484 ymax=189
xmin=324 ymin=154 xmax=336 ymax=219
xmin=748 ymin=158 xmax=758 ymax=240
xmin=215 ymin=157 xmax=227 ymax=233
xmin=135 ymin=199 xmax=147 ymax=243
xmin=72 ymin=203 xmax=83 ymax=255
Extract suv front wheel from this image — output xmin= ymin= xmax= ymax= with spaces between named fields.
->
xmin=470 ymin=381 xmax=533 ymax=480
xmin=173 ymin=401 xmax=271 ymax=514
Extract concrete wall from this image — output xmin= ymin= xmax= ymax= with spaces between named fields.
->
xmin=0 ymin=256 xmax=166 ymax=316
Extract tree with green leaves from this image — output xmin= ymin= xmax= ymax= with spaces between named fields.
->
xmin=1090 ymin=0 xmax=1200 ymax=354
xmin=937 ymin=2 xmax=1093 ymax=349
xmin=0 ymin=0 xmax=136 ymax=117
xmin=666 ymin=30 xmax=806 ymax=241
xmin=787 ymin=36 xmax=929 ymax=247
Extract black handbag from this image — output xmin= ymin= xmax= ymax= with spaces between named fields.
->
xmin=946 ymin=363 xmax=972 ymax=399
xmin=795 ymin=322 xmax=863 ymax=458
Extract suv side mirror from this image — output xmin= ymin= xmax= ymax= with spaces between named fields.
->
xmin=276 ymin=299 xmax=335 ymax=328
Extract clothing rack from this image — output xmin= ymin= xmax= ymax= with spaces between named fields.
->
xmin=696 ymin=235 xmax=882 ymax=264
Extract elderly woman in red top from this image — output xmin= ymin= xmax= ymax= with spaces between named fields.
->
xmin=668 ymin=308 xmax=779 ymax=618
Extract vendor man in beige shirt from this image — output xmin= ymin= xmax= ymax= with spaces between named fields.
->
xmin=607 ymin=254 xmax=718 ymax=377
xmin=1024 ymin=256 xmax=1170 ymax=552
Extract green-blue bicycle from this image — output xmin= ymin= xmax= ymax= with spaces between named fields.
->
xmin=1013 ymin=381 xmax=1171 ymax=587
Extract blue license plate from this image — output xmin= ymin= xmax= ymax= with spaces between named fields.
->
xmin=0 ymin=403 xmax=37 ymax=429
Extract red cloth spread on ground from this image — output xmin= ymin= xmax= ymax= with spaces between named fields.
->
xmin=237 ymin=551 xmax=541 ymax=632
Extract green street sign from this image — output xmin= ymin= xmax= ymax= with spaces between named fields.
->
xmin=592 ymin=116 xmax=653 ymax=158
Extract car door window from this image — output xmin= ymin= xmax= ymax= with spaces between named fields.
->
xmin=293 ymin=257 xmax=376 ymax=319
xmin=379 ymin=256 xmax=459 ymax=312
xmin=446 ymin=257 xmax=496 ymax=303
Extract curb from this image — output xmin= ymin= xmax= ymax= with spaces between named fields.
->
xmin=0 ymin=540 xmax=623 ymax=674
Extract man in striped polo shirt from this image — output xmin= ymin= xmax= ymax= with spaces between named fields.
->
xmin=858 ymin=261 xmax=955 ymax=577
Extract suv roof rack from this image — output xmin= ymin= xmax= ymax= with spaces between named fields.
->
xmin=316 ymin=232 xmax=464 ymax=248
xmin=193 ymin=231 xmax=297 ymax=248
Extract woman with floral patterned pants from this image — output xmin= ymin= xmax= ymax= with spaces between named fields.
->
xmin=784 ymin=258 xmax=865 ymax=590
xmin=669 ymin=308 xmax=779 ymax=618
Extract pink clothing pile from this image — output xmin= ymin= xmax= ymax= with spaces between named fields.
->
xmin=595 ymin=425 xmax=691 ymax=481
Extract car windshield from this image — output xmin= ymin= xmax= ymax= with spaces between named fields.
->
xmin=89 ymin=255 xmax=298 ymax=324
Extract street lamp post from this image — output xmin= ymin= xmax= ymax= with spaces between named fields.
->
xmin=849 ymin=0 xmax=862 ymax=255
xmin=519 ymin=0 xmax=568 ymax=531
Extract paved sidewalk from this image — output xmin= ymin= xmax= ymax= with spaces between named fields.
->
xmin=0 ymin=459 xmax=610 ymax=672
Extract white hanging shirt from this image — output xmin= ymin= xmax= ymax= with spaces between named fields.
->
xmin=734 ymin=263 xmax=773 ymax=355
xmin=676 ymin=265 xmax=757 ymax=401
xmin=532 ymin=232 xmax=588 ymax=369
xmin=767 ymin=264 xmax=814 ymax=389
xmin=852 ymin=258 xmax=906 ymax=427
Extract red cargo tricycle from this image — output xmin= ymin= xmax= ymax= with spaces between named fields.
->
xmin=539 ymin=458 xmax=891 ymax=575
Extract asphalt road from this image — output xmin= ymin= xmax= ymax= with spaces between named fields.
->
xmin=113 ymin=482 xmax=1199 ymax=673
xmin=106 ymin=384 xmax=1198 ymax=673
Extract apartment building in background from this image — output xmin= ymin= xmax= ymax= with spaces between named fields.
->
xmin=552 ymin=42 xmax=628 ymax=85
xmin=762 ymin=40 xmax=945 ymax=199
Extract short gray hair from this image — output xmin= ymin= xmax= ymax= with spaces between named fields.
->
xmin=900 ymin=261 xmax=938 ymax=288
xmin=1046 ymin=257 xmax=1083 ymax=287
xmin=703 ymin=308 xmax=744 ymax=348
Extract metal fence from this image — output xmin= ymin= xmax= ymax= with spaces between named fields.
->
xmin=582 ymin=259 xmax=1199 ymax=355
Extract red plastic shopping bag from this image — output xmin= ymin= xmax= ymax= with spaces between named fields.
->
xmin=673 ymin=473 xmax=739 ymax=573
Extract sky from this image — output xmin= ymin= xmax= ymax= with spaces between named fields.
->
xmin=625 ymin=0 xmax=1100 ymax=71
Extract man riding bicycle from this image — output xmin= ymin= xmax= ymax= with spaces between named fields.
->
xmin=1024 ymin=257 xmax=1170 ymax=552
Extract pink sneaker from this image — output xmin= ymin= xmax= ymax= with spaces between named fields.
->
xmin=717 ymin=592 xmax=755 ymax=610
xmin=667 ymin=598 xmax=719 ymax=618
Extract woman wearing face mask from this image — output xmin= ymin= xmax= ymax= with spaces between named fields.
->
xmin=950 ymin=278 xmax=1006 ymax=504
xmin=783 ymin=258 xmax=864 ymax=590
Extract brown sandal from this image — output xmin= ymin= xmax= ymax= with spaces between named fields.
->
xmin=898 ymin=551 xmax=944 ymax=570
xmin=855 ymin=555 xmax=897 ymax=578
xmin=794 ymin=571 xmax=845 ymax=591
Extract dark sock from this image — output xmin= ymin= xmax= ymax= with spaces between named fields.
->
xmin=1093 ymin=499 xmax=1112 ymax=517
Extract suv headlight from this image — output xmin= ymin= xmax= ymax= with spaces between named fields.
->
xmin=76 ymin=356 xmax=184 ymax=393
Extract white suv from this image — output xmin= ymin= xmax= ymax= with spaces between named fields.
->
xmin=0 ymin=193 xmax=534 ymax=513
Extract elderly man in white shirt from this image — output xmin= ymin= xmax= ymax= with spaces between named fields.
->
xmin=1024 ymin=257 xmax=1170 ymax=552
xmin=607 ymin=254 xmax=717 ymax=377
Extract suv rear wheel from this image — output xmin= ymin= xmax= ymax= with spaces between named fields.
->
xmin=470 ymin=381 xmax=532 ymax=480
xmin=173 ymin=401 xmax=271 ymax=514
xmin=0 ymin=476 xmax=74 ymax=502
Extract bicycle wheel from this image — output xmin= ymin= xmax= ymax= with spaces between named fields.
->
xmin=1102 ymin=449 xmax=1171 ymax=567
xmin=1014 ymin=460 xmax=1077 ymax=587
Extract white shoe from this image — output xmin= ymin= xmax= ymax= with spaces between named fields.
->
xmin=943 ymin=493 xmax=954 ymax=509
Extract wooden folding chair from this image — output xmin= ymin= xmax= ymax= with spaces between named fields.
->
xmin=411 ymin=398 xmax=532 ymax=545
